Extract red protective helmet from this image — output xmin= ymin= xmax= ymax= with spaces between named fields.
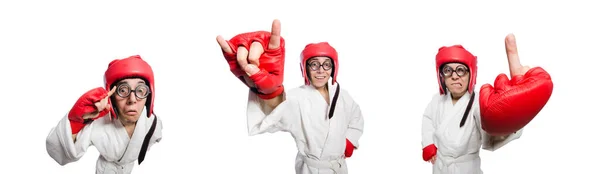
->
xmin=300 ymin=42 xmax=339 ymax=85
xmin=435 ymin=45 xmax=478 ymax=95
xmin=104 ymin=55 xmax=155 ymax=118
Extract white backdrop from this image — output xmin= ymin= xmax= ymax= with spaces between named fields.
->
xmin=0 ymin=0 xmax=598 ymax=173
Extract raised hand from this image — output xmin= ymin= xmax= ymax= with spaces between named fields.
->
xmin=68 ymin=87 xmax=116 ymax=134
xmin=478 ymin=34 xmax=554 ymax=136
xmin=216 ymin=19 xmax=286 ymax=99
xmin=82 ymin=87 xmax=116 ymax=120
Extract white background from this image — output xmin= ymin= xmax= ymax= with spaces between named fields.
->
xmin=0 ymin=0 xmax=598 ymax=173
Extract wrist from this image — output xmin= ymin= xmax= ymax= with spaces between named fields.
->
xmin=345 ymin=138 xmax=355 ymax=157
xmin=422 ymin=144 xmax=437 ymax=161
xmin=257 ymin=86 xmax=285 ymax=100
xmin=69 ymin=120 xmax=86 ymax=134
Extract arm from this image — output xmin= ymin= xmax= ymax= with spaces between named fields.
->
xmin=421 ymin=95 xmax=438 ymax=162
xmin=344 ymin=99 xmax=364 ymax=157
xmin=46 ymin=87 xmax=112 ymax=165
xmin=246 ymin=74 xmax=285 ymax=114
xmin=263 ymin=95 xmax=284 ymax=111
xmin=474 ymin=105 xmax=524 ymax=151
xmin=481 ymin=130 xmax=523 ymax=151
xmin=46 ymin=114 xmax=94 ymax=166
xmin=246 ymin=90 xmax=296 ymax=136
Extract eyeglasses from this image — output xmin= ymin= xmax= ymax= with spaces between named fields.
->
xmin=441 ymin=65 xmax=469 ymax=77
xmin=308 ymin=61 xmax=333 ymax=71
xmin=116 ymin=83 xmax=151 ymax=99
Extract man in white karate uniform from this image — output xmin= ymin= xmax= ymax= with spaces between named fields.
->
xmin=421 ymin=35 xmax=554 ymax=174
xmin=216 ymin=19 xmax=364 ymax=174
xmin=46 ymin=55 xmax=163 ymax=174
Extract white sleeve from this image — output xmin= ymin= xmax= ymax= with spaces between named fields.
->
xmin=246 ymin=90 xmax=297 ymax=136
xmin=345 ymin=97 xmax=364 ymax=149
xmin=421 ymin=95 xmax=437 ymax=148
xmin=473 ymin=104 xmax=524 ymax=151
xmin=45 ymin=114 xmax=94 ymax=165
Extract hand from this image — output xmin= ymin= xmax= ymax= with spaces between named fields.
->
xmin=216 ymin=19 xmax=282 ymax=85
xmin=344 ymin=138 xmax=355 ymax=158
xmin=82 ymin=87 xmax=116 ymax=120
xmin=505 ymin=34 xmax=531 ymax=77
xmin=428 ymin=155 xmax=437 ymax=164
xmin=69 ymin=86 xmax=117 ymax=134
xmin=215 ymin=19 xmax=286 ymax=99
xmin=478 ymin=34 xmax=554 ymax=136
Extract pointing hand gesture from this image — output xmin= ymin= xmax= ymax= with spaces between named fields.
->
xmin=82 ymin=87 xmax=116 ymax=120
xmin=68 ymin=86 xmax=117 ymax=135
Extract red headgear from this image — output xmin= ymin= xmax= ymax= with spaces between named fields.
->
xmin=104 ymin=55 xmax=155 ymax=118
xmin=300 ymin=42 xmax=339 ymax=85
xmin=435 ymin=45 xmax=478 ymax=95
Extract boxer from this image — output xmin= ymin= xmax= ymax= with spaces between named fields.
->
xmin=216 ymin=19 xmax=365 ymax=174
xmin=420 ymin=34 xmax=553 ymax=174
xmin=46 ymin=55 xmax=163 ymax=174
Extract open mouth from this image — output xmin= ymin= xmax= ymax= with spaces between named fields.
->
xmin=315 ymin=76 xmax=326 ymax=79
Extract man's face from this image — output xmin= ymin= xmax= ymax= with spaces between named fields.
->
xmin=307 ymin=57 xmax=333 ymax=89
xmin=442 ymin=63 xmax=470 ymax=97
xmin=113 ymin=78 xmax=149 ymax=124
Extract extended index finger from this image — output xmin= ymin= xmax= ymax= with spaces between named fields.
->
xmin=107 ymin=86 xmax=116 ymax=97
xmin=268 ymin=19 xmax=281 ymax=50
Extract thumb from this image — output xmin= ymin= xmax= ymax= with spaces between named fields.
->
xmin=244 ymin=64 xmax=260 ymax=76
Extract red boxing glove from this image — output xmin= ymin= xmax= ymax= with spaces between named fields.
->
xmin=422 ymin=144 xmax=437 ymax=161
xmin=68 ymin=87 xmax=111 ymax=134
xmin=221 ymin=31 xmax=285 ymax=99
xmin=479 ymin=67 xmax=553 ymax=136
xmin=344 ymin=139 xmax=355 ymax=158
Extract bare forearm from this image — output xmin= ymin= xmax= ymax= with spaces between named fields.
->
xmin=489 ymin=134 xmax=509 ymax=143
xmin=262 ymin=93 xmax=285 ymax=110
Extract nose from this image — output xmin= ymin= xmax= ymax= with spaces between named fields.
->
xmin=316 ymin=66 xmax=325 ymax=73
xmin=451 ymin=72 xmax=460 ymax=80
xmin=126 ymin=92 xmax=137 ymax=105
